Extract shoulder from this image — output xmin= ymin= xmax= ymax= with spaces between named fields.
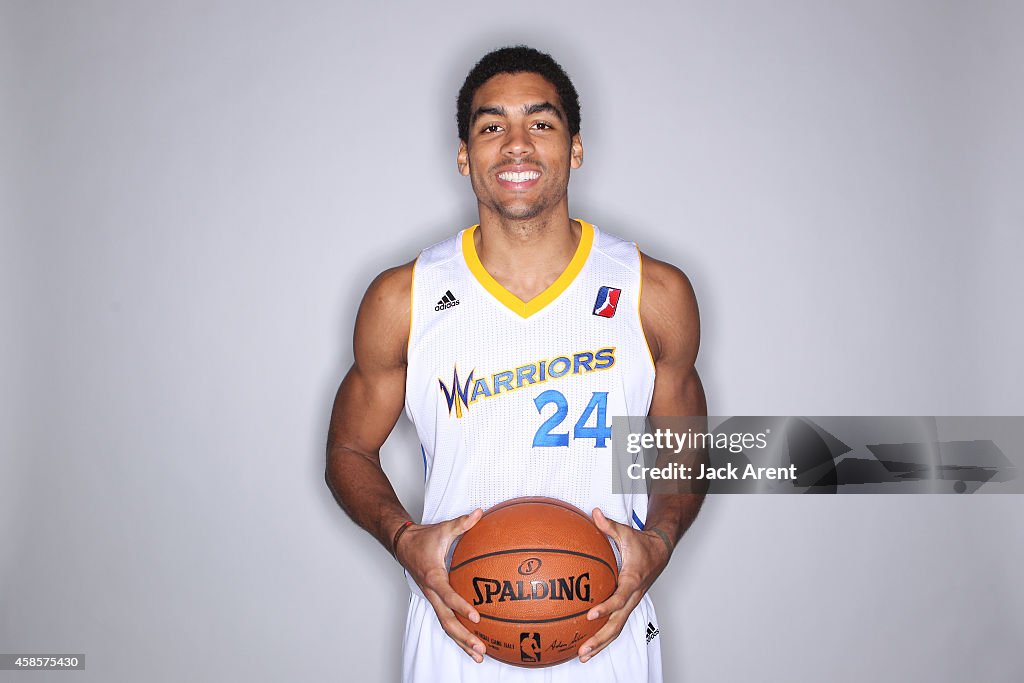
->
xmin=640 ymin=254 xmax=697 ymax=310
xmin=362 ymin=261 xmax=415 ymax=310
xmin=355 ymin=260 xmax=415 ymax=367
xmin=639 ymin=252 xmax=700 ymax=366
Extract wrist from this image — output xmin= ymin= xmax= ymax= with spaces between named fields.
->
xmin=390 ymin=520 xmax=414 ymax=560
xmin=646 ymin=526 xmax=675 ymax=559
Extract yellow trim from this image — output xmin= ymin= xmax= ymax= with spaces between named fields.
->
xmin=462 ymin=219 xmax=594 ymax=318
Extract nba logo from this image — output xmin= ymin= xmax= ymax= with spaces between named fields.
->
xmin=593 ymin=286 xmax=621 ymax=318
xmin=520 ymin=633 xmax=541 ymax=662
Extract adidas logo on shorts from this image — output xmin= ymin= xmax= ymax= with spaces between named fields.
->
xmin=646 ymin=621 xmax=660 ymax=644
xmin=435 ymin=290 xmax=460 ymax=311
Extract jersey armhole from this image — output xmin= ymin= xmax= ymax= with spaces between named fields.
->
xmin=406 ymin=256 xmax=419 ymax=360
xmin=636 ymin=245 xmax=657 ymax=374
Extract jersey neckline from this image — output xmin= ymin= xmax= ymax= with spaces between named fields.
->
xmin=461 ymin=219 xmax=595 ymax=319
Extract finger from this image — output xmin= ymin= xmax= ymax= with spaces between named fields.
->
xmin=587 ymin=568 xmax=643 ymax=620
xmin=431 ymin=574 xmax=481 ymax=624
xmin=452 ymin=637 xmax=485 ymax=663
xmin=456 ymin=640 xmax=485 ymax=663
xmin=439 ymin=614 xmax=486 ymax=663
xmin=423 ymin=588 xmax=486 ymax=661
xmin=579 ymin=608 xmax=630 ymax=662
xmin=587 ymin=588 xmax=631 ymax=621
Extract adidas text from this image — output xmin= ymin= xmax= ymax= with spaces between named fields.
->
xmin=435 ymin=290 xmax=460 ymax=311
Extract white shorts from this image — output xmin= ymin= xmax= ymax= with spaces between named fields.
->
xmin=401 ymin=591 xmax=663 ymax=682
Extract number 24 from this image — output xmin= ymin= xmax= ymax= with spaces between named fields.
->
xmin=532 ymin=390 xmax=611 ymax=448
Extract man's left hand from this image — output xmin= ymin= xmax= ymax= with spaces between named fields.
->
xmin=578 ymin=508 xmax=672 ymax=663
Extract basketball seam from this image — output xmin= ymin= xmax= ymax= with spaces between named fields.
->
xmin=475 ymin=607 xmax=595 ymax=625
xmin=492 ymin=499 xmax=593 ymax=522
xmin=449 ymin=547 xmax=616 ymax=575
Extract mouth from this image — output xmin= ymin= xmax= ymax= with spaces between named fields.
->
xmin=495 ymin=168 xmax=541 ymax=189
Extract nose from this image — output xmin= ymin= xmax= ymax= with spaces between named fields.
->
xmin=501 ymin=124 xmax=534 ymax=159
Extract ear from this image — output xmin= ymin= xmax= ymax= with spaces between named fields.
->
xmin=570 ymin=134 xmax=584 ymax=169
xmin=457 ymin=140 xmax=470 ymax=176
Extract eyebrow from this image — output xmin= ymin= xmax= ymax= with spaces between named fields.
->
xmin=470 ymin=101 xmax=565 ymax=126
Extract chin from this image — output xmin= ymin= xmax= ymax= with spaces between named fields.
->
xmin=495 ymin=202 xmax=546 ymax=221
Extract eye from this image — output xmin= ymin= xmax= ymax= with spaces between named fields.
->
xmin=481 ymin=124 xmax=503 ymax=134
xmin=531 ymin=121 xmax=553 ymax=130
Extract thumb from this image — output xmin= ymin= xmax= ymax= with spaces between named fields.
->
xmin=457 ymin=508 xmax=484 ymax=533
xmin=591 ymin=507 xmax=620 ymax=538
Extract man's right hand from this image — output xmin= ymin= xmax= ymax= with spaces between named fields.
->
xmin=394 ymin=509 xmax=487 ymax=663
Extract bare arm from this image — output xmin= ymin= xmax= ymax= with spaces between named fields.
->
xmin=324 ymin=261 xmax=488 ymax=663
xmin=325 ymin=262 xmax=415 ymax=553
xmin=580 ymin=252 xmax=707 ymax=663
xmin=638 ymin=252 xmax=708 ymax=550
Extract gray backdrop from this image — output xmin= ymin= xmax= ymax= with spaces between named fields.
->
xmin=2 ymin=1 xmax=1022 ymax=681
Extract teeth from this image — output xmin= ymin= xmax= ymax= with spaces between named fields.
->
xmin=498 ymin=171 xmax=540 ymax=182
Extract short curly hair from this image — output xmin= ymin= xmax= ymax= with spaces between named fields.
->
xmin=456 ymin=46 xmax=581 ymax=143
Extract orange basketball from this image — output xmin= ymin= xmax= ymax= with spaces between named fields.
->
xmin=448 ymin=497 xmax=618 ymax=667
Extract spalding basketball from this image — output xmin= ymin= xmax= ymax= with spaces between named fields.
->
xmin=448 ymin=497 xmax=618 ymax=667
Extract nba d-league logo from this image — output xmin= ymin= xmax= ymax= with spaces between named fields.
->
xmin=593 ymin=286 xmax=621 ymax=318
xmin=520 ymin=632 xmax=541 ymax=662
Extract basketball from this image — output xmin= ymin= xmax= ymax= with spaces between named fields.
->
xmin=448 ymin=497 xmax=619 ymax=667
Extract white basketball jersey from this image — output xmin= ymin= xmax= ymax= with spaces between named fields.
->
xmin=405 ymin=220 xmax=656 ymax=530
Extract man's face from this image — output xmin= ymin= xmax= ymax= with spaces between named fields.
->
xmin=458 ymin=72 xmax=583 ymax=222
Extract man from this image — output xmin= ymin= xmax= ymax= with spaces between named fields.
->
xmin=326 ymin=46 xmax=706 ymax=682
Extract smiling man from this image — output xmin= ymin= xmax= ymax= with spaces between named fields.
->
xmin=326 ymin=46 xmax=707 ymax=682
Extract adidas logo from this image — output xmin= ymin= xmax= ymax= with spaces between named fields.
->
xmin=435 ymin=290 xmax=460 ymax=311
xmin=645 ymin=622 xmax=660 ymax=644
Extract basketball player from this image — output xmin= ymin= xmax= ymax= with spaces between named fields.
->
xmin=326 ymin=46 xmax=707 ymax=681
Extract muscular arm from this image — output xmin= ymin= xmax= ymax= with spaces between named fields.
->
xmin=639 ymin=252 xmax=708 ymax=551
xmin=325 ymin=263 xmax=488 ymax=662
xmin=579 ymin=252 xmax=707 ymax=663
xmin=325 ymin=262 xmax=414 ymax=554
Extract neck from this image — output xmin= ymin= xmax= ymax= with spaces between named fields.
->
xmin=477 ymin=195 xmax=573 ymax=241
xmin=472 ymin=205 xmax=584 ymax=303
